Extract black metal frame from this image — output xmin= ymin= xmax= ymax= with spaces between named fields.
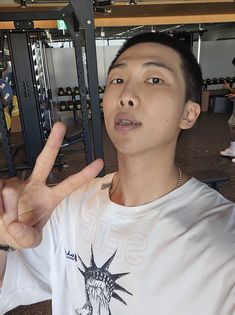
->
xmin=7 ymin=31 xmax=45 ymax=166
xmin=61 ymin=9 xmax=93 ymax=164
xmin=0 ymin=0 xmax=104 ymax=176
xmin=67 ymin=0 xmax=104 ymax=163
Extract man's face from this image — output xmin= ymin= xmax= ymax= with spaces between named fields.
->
xmin=103 ymin=42 xmax=194 ymax=156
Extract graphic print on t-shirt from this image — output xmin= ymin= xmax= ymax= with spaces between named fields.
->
xmin=75 ymin=246 xmax=132 ymax=315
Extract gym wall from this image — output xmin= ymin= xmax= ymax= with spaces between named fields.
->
xmin=194 ymin=39 xmax=235 ymax=81
xmin=46 ymin=38 xmax=235 ymax=102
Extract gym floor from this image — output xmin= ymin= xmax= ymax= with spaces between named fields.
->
xmin=2 ymin=110 xmax=235 ymax=314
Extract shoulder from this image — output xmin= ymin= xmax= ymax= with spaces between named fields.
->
xmin=174 ymin=178 xmax=235 ymax=242
xmin=178 ymin=177 xmax=234 ymax=212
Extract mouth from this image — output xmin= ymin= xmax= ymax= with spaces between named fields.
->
xmin=114 ymin=115 xmax=142 ymax=129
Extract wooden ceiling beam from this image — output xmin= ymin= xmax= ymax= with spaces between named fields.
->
xmin=113 ymin=0 xmax=234 ymax=4
xmin=95 ymin=13 xmax=235 ymax=26
xmin=0 ymin=2 xmax=235 ymax=29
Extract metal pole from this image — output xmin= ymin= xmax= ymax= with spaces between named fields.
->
xmin=62 ymin=10 xmax=93 ymax=165
xmin=68 ymin=0 xmax=104 ymax=165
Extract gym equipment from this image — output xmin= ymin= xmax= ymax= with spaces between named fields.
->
xmin=58 ymin=87 xmax=64 ymax=95
xmin=0 ymin=78 xmax=13 ymax=130
xmin=0 ymin=78 xmax=15 ymax=177
xmin=0 ymin=78 xmax=13 ymax=108
xmin=98 ymin=85 xmax=103 ymax=93
xmin=67 ymin=100 xmax=74 ymax=110
xmin=212 ymin=78 xmax=219 ymax=84
xmin=100 ymin=100 xmax=103 ymax=113
xmin=75 ymin=101 xmax=81 ymax=110
xmin=74 ymin=86 xmax=79 ymax=95
xmin=3 ymin=108 xmax=11 ymax=130
xmin=66 ymin=86 xmax=72 ymax=95
xmin=203 ymin=76 xmax=235 ymax=89
xmin=219 ymin=77 xmax=225 ymax=84
xmin=209 ymin=96 xmax=233 ymax=113
xmin=59 ymin=101 xmax=67 ymax=111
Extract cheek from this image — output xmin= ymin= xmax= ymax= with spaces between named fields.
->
xmin=102 ymin=93 xmax=114 ymax=131
xmin=102 ymin=88 xmax=116 ymax=110
xmin=102 ymin=93 xmax=111 ymax=116
xmin=145 ymin=95 xmax=185 ymax=134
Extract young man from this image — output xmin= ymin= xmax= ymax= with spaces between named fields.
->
xmin=0 ymin=33 xmax=235 ymax=315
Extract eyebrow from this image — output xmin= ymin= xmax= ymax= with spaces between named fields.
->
xmin=109 ymin=61 xmax=174 ymax=74
xmin=143 ymin=61 xmax=174 ymax=73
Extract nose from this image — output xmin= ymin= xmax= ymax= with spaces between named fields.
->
xmin=120 ymin=99 xmax=134 ymax=107
xmin=119 ymin=92 xmax=139 ymax=108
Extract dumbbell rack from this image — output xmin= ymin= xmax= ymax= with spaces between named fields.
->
xmin=58 ymin=87 xmax=81 ymax=121
xmin=203 ymin=76 xmax=235 ymax=90
xmin=57 ymin=86 xmax=105 ymax=120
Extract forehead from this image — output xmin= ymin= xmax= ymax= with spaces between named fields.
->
xmin=114 ymin=42 xmax=183 ymax=72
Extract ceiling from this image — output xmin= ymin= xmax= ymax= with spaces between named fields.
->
xmin=0 ymin=0 xmax=235 ymax=40
xmin=0 ymin=0 xmax=234 ymax=27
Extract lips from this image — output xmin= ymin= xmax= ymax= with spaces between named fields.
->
xmin=114 ymin=114 xmax=141 ymax=128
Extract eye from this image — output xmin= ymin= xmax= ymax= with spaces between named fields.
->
xmin=111 ymin=78 xmax=123 ymax=84
xmin=146 ymin=77 xmax=163 ymax=84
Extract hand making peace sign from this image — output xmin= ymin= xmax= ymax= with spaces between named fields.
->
xmin=0 ymin=122 xmax=104 ymax=249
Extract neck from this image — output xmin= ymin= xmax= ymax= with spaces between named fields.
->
xmin=111 ymin=151 xmax=187 ymax=206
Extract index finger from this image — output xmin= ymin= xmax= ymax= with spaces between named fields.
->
xmin=31 ymin=122 xmax=66 ymax=183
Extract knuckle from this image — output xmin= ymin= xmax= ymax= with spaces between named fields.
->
xmin=2 ymin=179 xmax=20 ymax=196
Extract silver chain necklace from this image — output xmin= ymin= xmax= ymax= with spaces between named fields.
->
xmin=110 ymin=167 xmax=182 ymax=198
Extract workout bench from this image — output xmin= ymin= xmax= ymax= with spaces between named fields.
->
xmin=190 ymin=169 xmax=230 ymax=191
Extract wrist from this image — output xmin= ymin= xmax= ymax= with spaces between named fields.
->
xmin=0 ymin=244 xmax=15 ymax=252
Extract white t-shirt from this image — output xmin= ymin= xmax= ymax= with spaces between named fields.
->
xmin=1 ymin=174 xmax=235 ymax=315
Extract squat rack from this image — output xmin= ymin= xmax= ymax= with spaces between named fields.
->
xmin=0 ymin=0 xmax=104 ymax=176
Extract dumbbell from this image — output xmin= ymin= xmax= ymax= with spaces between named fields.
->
xmin=76 ymin=102 xmax=81 ymax=110
xmin=100 ymin=100 xmax=103 ymax=113
xmin=58 ymin=87 xmax=64 ymax=96
xmin=219 ymin=77 xmax=225 ymax=84
xmin=212 ymin=78 xmax=219 ymax=84
xmin=59 ymin=101 xmax=66 ymax=111
xmin=74 ymin=86 xmax=80 ymax=95
xmin=66 ymin=87 xmax=72 ymax=95
xmin=98 ymin=86 xmax=103 ymax=94
xmin=88 ymin=109 xmax=92 ymax=120
xmin=67 ymin=101 xmax=74 ymax=110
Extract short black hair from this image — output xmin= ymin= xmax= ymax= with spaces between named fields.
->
xmin=109 ymin=32 xmax=203 ymax=104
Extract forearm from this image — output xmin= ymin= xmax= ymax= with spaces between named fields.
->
xmin=0 ymin=250 xmax=7 ymax=287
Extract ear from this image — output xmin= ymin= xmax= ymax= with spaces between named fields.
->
xmin=179 ymin=100 xmax=201 ymax=130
